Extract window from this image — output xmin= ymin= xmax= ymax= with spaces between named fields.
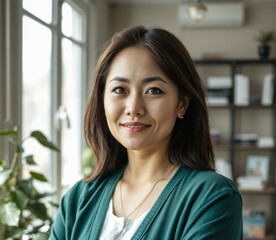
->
xmin=22 ymin=0 xmax=88 ymax=200
xmin=61 ymin=1 xmax=86 ymax=192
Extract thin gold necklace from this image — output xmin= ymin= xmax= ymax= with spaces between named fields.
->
xmin=119 ymin=165 xmax=178 ymax=219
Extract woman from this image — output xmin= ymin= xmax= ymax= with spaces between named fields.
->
xmin=50 ymin=26 xmax=242 ymax=240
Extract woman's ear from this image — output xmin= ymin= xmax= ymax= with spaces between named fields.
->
xmin=177 ymin=96 xmax=190 ymax=119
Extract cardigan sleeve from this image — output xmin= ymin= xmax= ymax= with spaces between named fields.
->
xmin=182 ymin=190 xmax=243 ymax=240
xmin=49 ymin=196 xmax=66 ymax=240
xmin=49 ymin=180 xmax=87 ymax=240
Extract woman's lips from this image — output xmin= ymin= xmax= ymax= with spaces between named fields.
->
xmin=120 ymin=122 xmax=151 ymax=132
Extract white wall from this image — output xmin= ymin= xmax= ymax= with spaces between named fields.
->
xmin=108 ymin=2 xmax=276 ymax=59
xmin=87 ymin=0 xmax=111 ymax=86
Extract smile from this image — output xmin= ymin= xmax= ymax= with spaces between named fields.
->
xmin=120 ymin=122 xmax=151 ymax=132
xmin=125 ymin=125 xmax=146 ymax=128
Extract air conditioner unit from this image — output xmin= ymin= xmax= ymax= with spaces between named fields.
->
xmin=178 ymin=3 xmax=245 ymax=28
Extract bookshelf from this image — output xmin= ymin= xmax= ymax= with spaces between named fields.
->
xmin=239 ymin=186 xmax=275 ymax=195
xmin=195 ymin=58 xmax=276 ymax=240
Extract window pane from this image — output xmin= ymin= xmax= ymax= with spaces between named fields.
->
xmin=23 ymin=0 xmax=52 ymax=24
xmin=62 ymin=2 xmax=84 ymax=42
xmin=22 ymin=16 xmax=52 ymax=183
xmin=61 ymin=38 xmax=82 ymax=192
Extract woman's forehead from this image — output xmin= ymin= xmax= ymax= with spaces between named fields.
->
xmin=106 ymin=47 xmax=168 ymax=82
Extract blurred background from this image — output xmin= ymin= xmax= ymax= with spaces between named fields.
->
xmin=0 ymin=0 xmax=276 ymax=226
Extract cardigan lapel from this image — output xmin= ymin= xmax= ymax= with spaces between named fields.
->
xmin=132 ymin=168 xmax=187 ymax=240
xmin=89 ymin=166 xmax=188 ymax=240
xmin=89 ymin=167 xmax=125 ymax=240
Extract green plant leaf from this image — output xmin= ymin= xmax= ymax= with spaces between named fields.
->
xmin=11 ymin=188 xmax=29 ymax=209
xmin=28 ymin=202 xmax=48 ymax=221
xmin=255 ymin=30 xmax=275 ymax=45
xmin=30 ymin=172 xmax=48 ymax=182
xmin=18 ymin=179 xmax=33 ymax=195
xmin=0 ymin=160 xmax=5 ymax=168
xmin=49 ymin=201 xmax=59 ymax=208
xmin=33 ymin=191 xmax=56 ymax=200
xmin=0 ymin=126 xmax=19 ymax=138
xmin=0 ymin=130 xmax=17 ymax=137
xmin=0 ymin=169 xmax=13 ymax=185
xmin=30 ymin=131 xmax=59 ymax=152
xmin=0 ymin=202 xmax=20 ymax=226
xmin=25 ymin=155 xmax=37 ymax=165
xmin=32 ymin=232 xmax=49 ymax=240
xmin=16 ymin=145 xmax=24 ymax=154
xmin=9 ymin=227 xmax=25 ymax=238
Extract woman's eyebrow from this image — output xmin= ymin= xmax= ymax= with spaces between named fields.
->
xmin=142 ymin=77 xmax=168 ymax=84
xmin=109 ymin=77 xmax=129 ymax=83
xmin=109 ymin=76 xmax=168 ymax=84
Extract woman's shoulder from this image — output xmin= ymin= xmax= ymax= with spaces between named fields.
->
xmin=178 ymin=168 xmax=241 ymax=200
xmin=61 ymin=168 xmax=124 ymax=207
xmin=61 ymin=178 xmax=101 ymax=206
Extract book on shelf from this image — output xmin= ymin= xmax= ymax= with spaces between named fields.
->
xmin=243 ymin=209 xmax=266 ymax=239
xmin=207 ymin=88 xmax=231 ymax=96
xmin=206 ymin=76 xmax=232 ymax=106
xmin=237 ymin=176 xmax=265 ymax=190
xmin=235 ymin=134 xmax=275 ymax=148
xmin=261 ymin=74 xmax=274 ymax=106
xmin=206 ymin=96 xmax=229 ymax=106
xmin=234 ymin=74 xmax=249 ymax=106
xmin=257 ymin=136 xmax=275 ymax=148
xmin=234 ymin=133 xmax=258 ymax=146
xmin=207 ymin=76 xmax=232 ymax=89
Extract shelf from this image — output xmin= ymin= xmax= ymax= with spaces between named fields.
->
xmin=208 ymin=104 xmax=275 ymax=109
xmin=239 ymin=186 xmax=276 ymax=195
xmin=196 ymin=58 xmax=276 ymax=236
xmin=234 ymin=145 xmax=275 ymax=151
xmin=235 ymin=104 xmax=275 ymax=109
xmin=213 ymin=144 xmax=275 ymax=151
xmin=195 ymin=58 xmax=276 ymax=65
xmin=244 ymin=234 xmax=274 ymax=240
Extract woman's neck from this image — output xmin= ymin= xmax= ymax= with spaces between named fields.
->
xmin=124 ymin=148 xmax=177 ymax=185
xmin=112 ymin=146 xmax=179 ymax=219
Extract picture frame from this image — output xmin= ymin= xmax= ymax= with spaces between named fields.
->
xmin=246 ymin=155 xmax=269 ymax=181
xmin=243 ymin=209 xmax=266 ymax=239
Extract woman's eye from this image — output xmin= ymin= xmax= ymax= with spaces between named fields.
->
xmin=112 ymin=87 xmax=126 ymax=94
xmin=147 ymin=87 xmax=163 ymax=95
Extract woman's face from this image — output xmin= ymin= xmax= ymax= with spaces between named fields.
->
xmin=104 ymin=47 xmax=186 ymax=152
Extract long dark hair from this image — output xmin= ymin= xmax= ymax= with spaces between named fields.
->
xmin=84 ymin=26 xmax=215 ymax=181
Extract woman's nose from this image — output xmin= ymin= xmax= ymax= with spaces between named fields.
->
xmin=125 ymin=93 xmax=146 ymax=117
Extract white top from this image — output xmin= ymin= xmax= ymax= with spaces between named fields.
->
xmin=99 ymin=199 xmax=149 ymax=240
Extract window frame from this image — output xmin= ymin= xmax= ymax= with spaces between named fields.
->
xmin=0 ymin=0 xmax=90 ymax=202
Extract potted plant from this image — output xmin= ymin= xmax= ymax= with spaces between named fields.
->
xmin=255 ymin=30 xmax=275 ymax=59
xmin=0 ymin=126 xmax=59 ymax=240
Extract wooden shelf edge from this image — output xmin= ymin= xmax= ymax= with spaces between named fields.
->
xmin=234 ymin=145 xmax=275 ymax=151
xmin=195 ymin=58 xmax=276 ymax=64
xmin=239 ymin=186 xmax=276 ymax=195
xmin=235 ymin=104 xmax=276 ymax=109
xmin=212 ymin=144 xmax=275 ymax=151
xmin=244 ymin=234 xmax=274 ymax=240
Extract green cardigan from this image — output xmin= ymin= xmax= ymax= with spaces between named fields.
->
xmin=49 ymin=167 xmax=243 ymax=240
